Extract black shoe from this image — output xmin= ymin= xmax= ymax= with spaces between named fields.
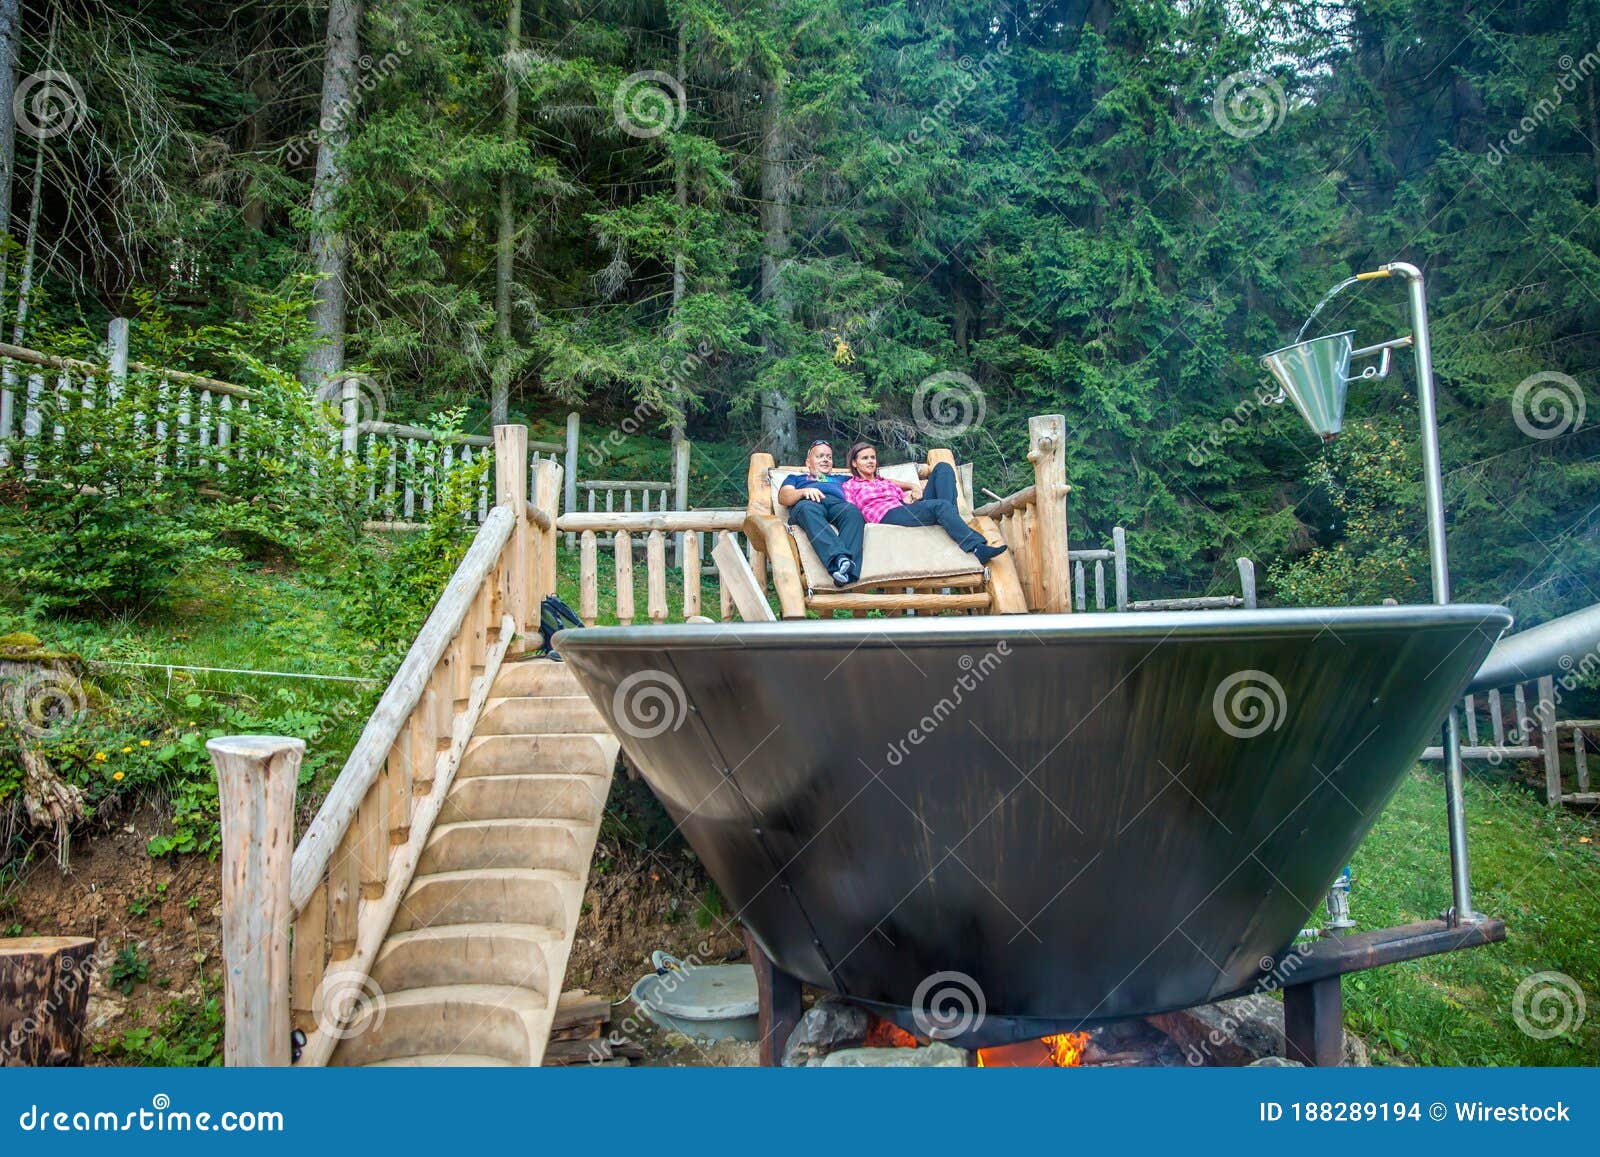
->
xmin=975 ymin=543 xmax=1008 ymax=565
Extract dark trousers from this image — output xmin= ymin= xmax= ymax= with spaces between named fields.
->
xmin=880 ymin=462 xmax=983 ymax=553
xmin=788 ymin=494 xmax=864 ymax=574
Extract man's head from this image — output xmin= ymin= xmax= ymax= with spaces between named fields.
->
xmin=805 ymin=439 xmax=833 ymax=474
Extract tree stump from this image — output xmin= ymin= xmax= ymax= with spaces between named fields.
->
xmin=0 ymin=937 xmax=97 ymax=1066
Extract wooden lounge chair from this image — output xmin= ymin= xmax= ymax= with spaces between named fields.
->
xmin=741 ymin=415 xmax=1074 ymax=618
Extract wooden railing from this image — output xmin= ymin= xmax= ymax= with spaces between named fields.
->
xmin=1422 ymin=675 xmax=1598 ymax=806
xmin=1 ymin=323 xmax=257 ymax=472
xmin=207 ymin=425 xmax=561 ymax=1066
xmin=558 ymin=510 xmax=749 ymax=625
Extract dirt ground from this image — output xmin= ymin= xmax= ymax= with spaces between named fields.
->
xmin=3 ymin=775 xmax=746 ymax=1066
xmin=2 ymin=802 xmax=224 ymax=1064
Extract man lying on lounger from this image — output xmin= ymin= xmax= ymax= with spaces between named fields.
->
xmin=778 ymin=439 xmax=864 ymax=587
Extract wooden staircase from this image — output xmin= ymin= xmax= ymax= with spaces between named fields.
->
xmin=328 ymin=658 xmax=617 ymax=1067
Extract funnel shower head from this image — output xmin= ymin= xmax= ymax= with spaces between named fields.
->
xmin=1260 ymin=330 xmax=1354 ymax=440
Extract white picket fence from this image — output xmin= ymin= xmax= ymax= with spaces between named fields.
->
xmin=0 ymin=320 xmax=693 ymax=532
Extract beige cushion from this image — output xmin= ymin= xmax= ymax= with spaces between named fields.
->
xmin=790 ymin=522 xmax=984 ymax=590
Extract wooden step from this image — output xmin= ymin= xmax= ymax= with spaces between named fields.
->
xmin=391 ymin=868 xmax=573 ymax=934
xmin=490 ymin=660 xmax=582 ymax=699
xmin=477 ymin=696 xmax=607 ymax=736
xmin=438 ymin=773 xmax=609 ymax=826
xmin=459 ymin=733 xmax=619 ymax=779
xmin=330 ymin=984 xmax=552 ymax=1067
xmin=362 ymin=1053 xmax=516 ymax=1067
xmin=370 ymin=923 xmax=559 ymax=995
xmin=417 ymin=819 xmax=590 ymax=876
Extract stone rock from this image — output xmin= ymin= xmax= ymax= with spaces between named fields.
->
xmin=699 ymin=1039 xmax=760 ymax=1067
xmin=1151 ymin=994 xmax=1371 ymax=1067
xmin=1248 ymin=1056 xmax=1305 ymax=1067
xmin=814 ymin=1041 xmax=969 ymax=1068
xmin=780 ymin=998 xmax=875 ymax=1067
xmin=1149 ymin=995 xmax=1285 ymax=1066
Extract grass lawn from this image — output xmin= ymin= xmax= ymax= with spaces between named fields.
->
xmin=1345 ymin=765 xmax=1599 ymax=1065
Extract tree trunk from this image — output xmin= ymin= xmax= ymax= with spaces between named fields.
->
xmin=0 ymin=937 xmax=96 ymax=1066
xmin=11 ymin=125 xmax=42 ymax=345
xmin=491 ymin=0 xmax=521 ymax=426
xmin=670 ymin=23 xmax=688 ymax=445
xmin=0 ymin=0 xmax=19 ymax=264
xmin=758 ymin=15 xmax=797 ymax=461
xmin=300 ymin=0 xmax=364 ymax=391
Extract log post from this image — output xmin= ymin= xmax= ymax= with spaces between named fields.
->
xmin=1028 ymin=414 xmax=1070 ymax=613
xmin=1237 ymin=557 xmax=1257 ymax=609
xmin=532 ymin=459 xmax=561 ymax=604
xmin=209 ymin=735 xmax=303 ymax=1067
xmin=493 ymin=424 xmax=530 ymax=638
xmin=0 ymin=937 xmax=96 ymax=1066
xmin=672 ymin=436 xmax=691 ymax=567
xmin=563 ymin=411 xmax=580 ymax=547
xmin=1112 ymin=526 xmax=1129 ymax=612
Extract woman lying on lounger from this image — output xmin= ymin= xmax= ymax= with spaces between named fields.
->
xmin=842 ymin=442 xmax=1007 ymax=565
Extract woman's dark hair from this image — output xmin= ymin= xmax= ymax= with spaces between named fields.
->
xmin=846 ymin=441 xmax=877 ymax=477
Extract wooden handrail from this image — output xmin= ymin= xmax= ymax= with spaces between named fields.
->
xmin=973 ymin=485 xmax=1036 ymax=519
xmin=557 ymin=511 xmax=744 ymax=533
xmin=0 ymin=339 xmax=258 ymax=398
xmin=580 ymin=479 xmax=669 ymax=492
xmin=288 ymin=504 xmax=515 ymax=912
xmin=525 ymin=499 xmax=553 ymax=531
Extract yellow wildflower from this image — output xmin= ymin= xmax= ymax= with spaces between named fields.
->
xmin=94 ymin=751 xmax=107 ymax=762
xmin=121 ymin=746 xmax=132 ymax=754
xmin=139 ymin=739 xmax=151 ymax=747
xmin=112 ymin=771 xmax=124 ymax=782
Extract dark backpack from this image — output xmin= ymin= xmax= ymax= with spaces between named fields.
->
xmin=537 ymin=595 xmax=585 ymax=659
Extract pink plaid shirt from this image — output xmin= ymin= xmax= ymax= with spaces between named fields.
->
xmin=843 ymin=475 xmax=908 ymax=524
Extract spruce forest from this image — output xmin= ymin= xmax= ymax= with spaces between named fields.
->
xmin=5 ymin=0 xmax=1597 ymax=615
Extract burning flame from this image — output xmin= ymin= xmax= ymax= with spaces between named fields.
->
xmin=863 ymin=1020 xmax=920 ymax=1049
xmin=975 ymin=1031 xmax=1090 ymax=1068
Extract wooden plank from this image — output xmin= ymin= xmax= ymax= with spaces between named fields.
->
xmin=713 ymin=532 xmax=776 ymax=622
xmin=1464 ymin=695 xmax=1479 ymax=747
xmin=1574 ymin=725 xmax=1591 ymax=793
xmin=556 ymin=510 xmax=745 ymax=533
xmin=1488 ymin=688 xmax=1504 ymax=746
xmin=357 ymin=775 xmax=389 ymax=901
xmin=975 ymin=513 xmax=1027 ymax=613
xmin=647 ymin=530 xmax=668 ymax=623
xmin=808 ymin=591 xmax=991 ymax=611
xmin=493 ymin=424 xmax=531 ymax=634
xmin=290 ymin=882 xmax=326 ymax=1036
xmin=1113 ymin=526 xmax=1129 ymax=612
xmin=326 ymin=822 xmax=361 ymax=962
xmin=614 ymin=530 xmax=635 ymax=625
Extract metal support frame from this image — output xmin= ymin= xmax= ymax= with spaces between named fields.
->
xmin=745 ymin=928 xmax=803 ymax=1067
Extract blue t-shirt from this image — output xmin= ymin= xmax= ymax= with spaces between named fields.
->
xmin=781 ymin=471 xmax=849 ymax=502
